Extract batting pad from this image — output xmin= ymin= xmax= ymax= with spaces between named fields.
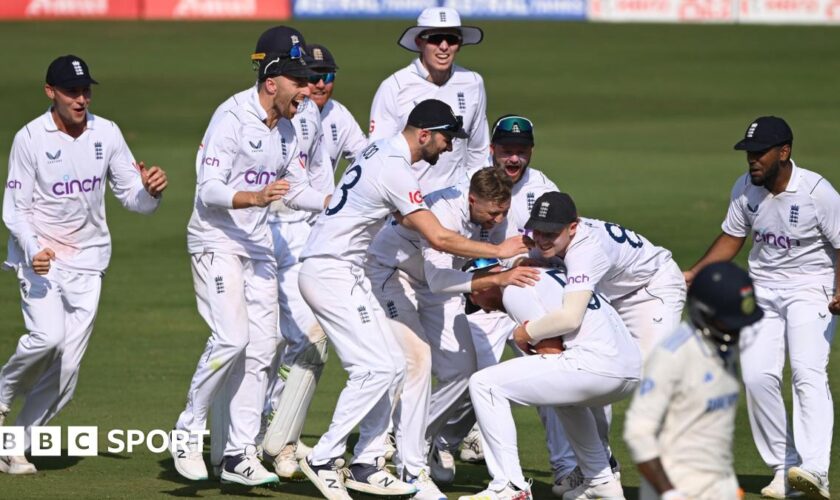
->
xmin=262 ymin=335 xmax=328 ymax=456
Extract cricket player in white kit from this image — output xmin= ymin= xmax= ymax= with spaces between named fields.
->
xmin=684 ymin=116 xmax=840 ymax=500
xmin=365 ymin=167 xmax=540 ymax=499
xmin=172 ymin=26 xmax=324 ymax=487
xmin=625 ymin=261 xmax=764 ymax=500
xmin=0 ymin=55 xmax=167 ymax=474
xmin=203 ymin=82 xmax=331 ymax=478
xmin=297 ymin=99 xmax=529 ymax=500
xmin=369 ymin=6 xmax=489 ymax=194
xmin=462 ymin=263 xmax=641 ymax=500
xmin=429 ymin=114 xmax=563 ymax=484
xmin=305 ymin=44 xmax=368 ymax=172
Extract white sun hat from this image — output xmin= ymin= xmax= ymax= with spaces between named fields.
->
xmin=398 ymin=7 xmax=484 ymax=52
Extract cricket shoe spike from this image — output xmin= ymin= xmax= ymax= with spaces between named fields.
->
xmin=0 ymin=455 xmax=37 ymax=475
xmin=300 ymin=455 xmax=353 ymax=500
xmin=458 ymin=482 xmax=533 ymax=500
xmin=169 ymin=431 xmax=208 ymax=481
xmin=345 ymin=456 xmax=417 ymax=498
xmin=788 ymin=467 xmax=829 ymax=500
xmin=220 ymin=445 xmax=279 ymax=486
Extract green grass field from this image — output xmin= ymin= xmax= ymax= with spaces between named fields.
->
xmin=0 ymin=19 xmax=838 ymax=499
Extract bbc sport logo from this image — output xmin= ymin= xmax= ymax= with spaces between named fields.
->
xmin=0 ymin=426 xmax=209 ymax=457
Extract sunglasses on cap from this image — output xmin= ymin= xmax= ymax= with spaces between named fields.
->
xmin=308 ymin=72 xmax=336 ymax=84
xmin=250 ymin=39 xmax=305 ymax=75
xmin=463 ymin=258 xmax=501 ymax=273
xmin=421 ymin=33 xmax=462 ymax=46
xmin=425 ymin=115 xmax=464 ymax=134
xmin=492 ymin=116 xmax=534 ymax=136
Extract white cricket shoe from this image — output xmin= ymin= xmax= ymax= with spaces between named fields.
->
xmin=274 ymin=442 xmax=306 ymax=481
xmin=562 ymin=477 xmax=625 ymax=500
xmin=345 ymin=456 xmax=417 ymax=498
xmin=384 ymin=433 xmax=397 ymax=462
xmin=406 ymin=469 xmax=447 ymax=500
xmin=460 ymin=424 xmax=484 ymax=463
xmin=0 ymin=455 xmax=37 ymax=475
xmin=170 ymin=432 xmax=208 ymax=481
xmin=761 ymin=469 xmax=803 ymax=498
xmin=220 ymin=447 xmax=279 ymax=486
xmin=553 ymin=467 xmax=584 ymax=497
xmin=458 ymin=482 xmax=532 ymax=500
xmin=429 ymin=447 xmax=456 ymax=484
xmin=300 ymin=455 xmax=353 ymax=500
xmin=788 ymin=467 xmax=830 ymax=500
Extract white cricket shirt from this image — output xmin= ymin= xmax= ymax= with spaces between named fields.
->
xmin=501 ymin=167 xmax=559 ymax=237
xmin=186 ymin=88 xmax=315 ymax=261
xmin=624 ymin=322 xmax=740 ymax=476
xmin=369 ymin=59 xmax=490 ymax=194
xmin=503 ymin=267 xmax=642 ymax=379
xmin=561 ymin=217 xmax=674 ymax=300
xmin=367 ymin=182 xmax=505 ymax=294
xmin=321 ymin=98 xmax=368 ymax=173
xmin=721 ymin=161 xmax=840 ymax=289
xmin=300 ymin=134 xmax=428 ymax=267
xmin=3 ymin=110 xmax=160 ymax=273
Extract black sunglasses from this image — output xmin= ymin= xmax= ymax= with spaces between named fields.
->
xmin=307 ymin=72 xmax=336 ymax=84
xmin=421 ymin=33 xmax=462 ymax=46
xmin=426 ymin=115 xmax=464 ymax=134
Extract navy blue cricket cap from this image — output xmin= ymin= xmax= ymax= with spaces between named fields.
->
xmin=251 ymin=26 xmax=315 ymax=80
xmin=689 ymin=262 xmax=763 ymax=331
xmin=734 ymin=116 xmax=793 ymax=152
xmin=525 ymin=192 xmax=577 ymax=233
xmin=306 ymin=44 xmax=339 ymax=72
xmin=407 ymin=99 xmax=469 ymax=139
xmin=46 ymin=55 xmax=98 ymax=88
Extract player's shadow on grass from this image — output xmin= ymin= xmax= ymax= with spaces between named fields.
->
xmin=738 ymin=474 xmax=772 ymax=497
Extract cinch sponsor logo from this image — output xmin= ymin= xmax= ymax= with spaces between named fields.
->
xmin=6 ymin=180 xmax=22 ymax=190
xmin=705 ymin=392 xmax=738 ymax=412
xmin=568 ymin=274 xmax=589 ymax=284
xmin=203 ymin=156 xmax=220 ymax=167
xmin=753 ymin=229 xmax=800 ymax=249
xmin=26 ymin=0 xmax=107 ymax=16
xmin=244 ymin=169 xmax=276 ymax=185
xmin=52 ymin=175 xmax=102 ymax=196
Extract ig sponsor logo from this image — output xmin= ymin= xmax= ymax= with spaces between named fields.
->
xmin=408 ymin=190 xmax=423 ymax=204
xmin=52 ymin=175 xmax=103 ymax=196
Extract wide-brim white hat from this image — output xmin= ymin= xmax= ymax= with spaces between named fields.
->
xmin=398 ymin=7 xmax=483 ymax=52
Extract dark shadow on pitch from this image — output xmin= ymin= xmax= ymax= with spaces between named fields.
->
xmin=738 ymin=474 xmax=772 ymax=496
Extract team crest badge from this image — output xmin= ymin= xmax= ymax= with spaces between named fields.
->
xmin=538 ymin=201 xmax=550 ymax=218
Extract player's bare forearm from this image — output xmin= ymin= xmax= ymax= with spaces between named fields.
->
xmin=636 ymin=458 xmax=677 ymax=495
xmin=684 ymin=232 xmax=745 ymax=285
xmin=232 ymin=180 xmax=289 ymax=209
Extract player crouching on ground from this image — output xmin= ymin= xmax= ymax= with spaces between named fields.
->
xmin=458 ymin=198 xmax=643 ymax=500
xmin=624 ymin=262 xmax=763 ymax=500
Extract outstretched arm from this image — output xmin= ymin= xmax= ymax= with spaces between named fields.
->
xmin=683 ymin=232 xmax=745 ymax=286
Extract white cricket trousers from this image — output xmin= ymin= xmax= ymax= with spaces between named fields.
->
xmin=299 ymin=257 xmax=405 ymax=466
xmin=0 ymin=266 xmax=101 ymax=449
xmin=366 ymin=263 xmax=475 ymax=477
xmin=470 ymin=354 xmax=638 ymax=491
xmin=176 ymin=252 xmax=278 ymax=456
xmin=611 ymin=259 xmax=686 ymax=360
xmin=639 ymin=470 xmax=739 ymax=500
xmin=740 ymin=284 xmax=836 ymax=475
